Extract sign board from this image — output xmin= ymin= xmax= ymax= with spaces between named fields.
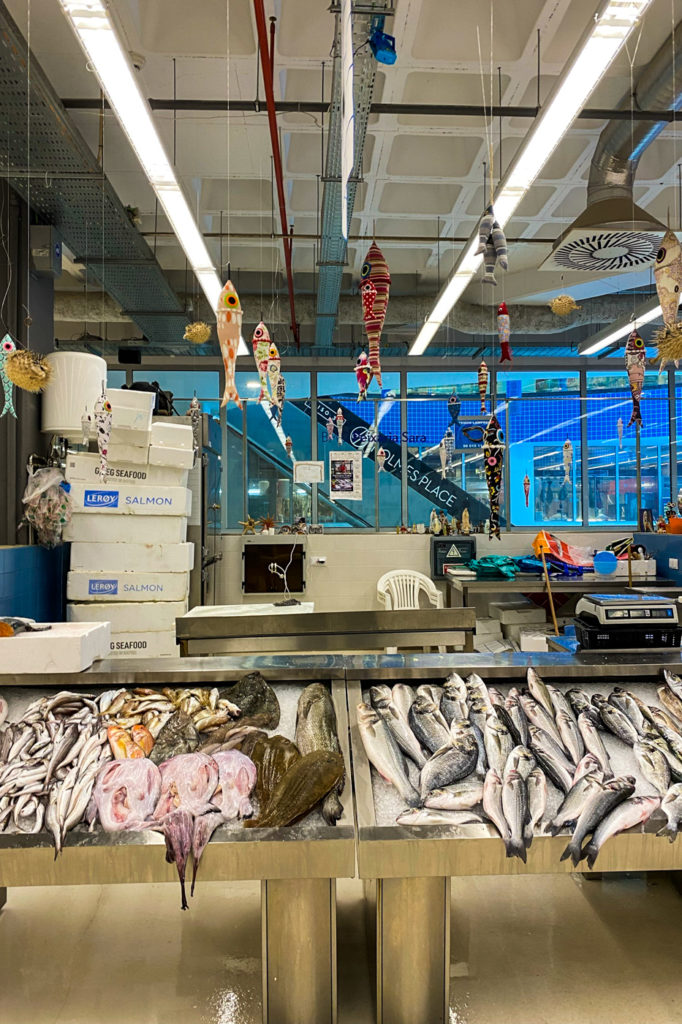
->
xmin=294 ymin=460 xmax=325 ymax=484
xmin=329 ymin=450 xmax=362 ymax=501
xmin=430 ymin=536 xmax=477 ymax=579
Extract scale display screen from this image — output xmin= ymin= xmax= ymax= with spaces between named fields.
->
xmin=605 ymin=607 xmax=674 ymax=620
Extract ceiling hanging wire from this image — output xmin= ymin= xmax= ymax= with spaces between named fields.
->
xmin=24 ymin=0 xmax=31 ymax=345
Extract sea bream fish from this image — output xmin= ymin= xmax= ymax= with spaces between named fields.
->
xmin=216 ymin=280 xmax=243 ymax=409
xmin=252 ymin=322 xmax=271 ymax=401
xmin=657 ymin=783 xmax=682 ymax=841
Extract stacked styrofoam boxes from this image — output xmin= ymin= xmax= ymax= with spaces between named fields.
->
xmin=489 ymin=596 xmax=547 ymax=644
xmin=63 ymin=389 xmax=195 ymax=659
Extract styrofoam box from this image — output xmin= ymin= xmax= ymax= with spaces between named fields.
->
xmin=68 ymin=600 xmax=187 ymax=633
xmin=109 ymin=426 xmax=152 ymax=448
xmin=67 ymin=570 xmax=190 ymax=603
xmin=65 ymin=451 xmax=188 ymax=488
xmin=107 ymin=388 xmax=154 ymax=432
xmin=490 ymin=601 xmax=546 ymax=625
xmin=70 ymin=541 xmax=194 ymax=573
xmin=64 ymin=514 xmax=187 ymax=544
xmin=108 ymin=630 xmax=179 ymax=659
xmin=474 ymin=616 xmax=503 ymax=636
xmin=0 ymin=622 xmax=111 ymax=673
xmin=148 ymin=444 xmax=194 ymax=470
xmin=107 ymin=442 xmax=149 ymax=466
xmin=519 ymin=628 xmax=552 ymax=652
xmin=151 ymin=421 xmax=193 ymax=450
xmin=69 ymin=482 xmax=191 ymax=517
xmin=597 ymin=559 xmax=657 ymax=578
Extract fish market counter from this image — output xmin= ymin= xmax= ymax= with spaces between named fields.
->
xmin=0 ymin=662 xmax=354 ymax=1024
xmin=346 ymin=653 xmax=682 ymax=1024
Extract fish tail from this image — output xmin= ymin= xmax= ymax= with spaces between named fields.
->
xmin=482 ymin=273 xmax=497 ymax=286
xmin=190 ymin=857 xmax=199 ymax=897
xmin=221 ymin=383 xmax=243 ymax=410
xmin=627 ymin=401 xmax=641 ymax=428
xmin=559 ymin=840 xmax=578 ymax=864
xmin=584 ymin=843 xmax=599 ymax=869
xmin=500 ymin=343 xmax=512 ymax=363
xmin=656 ymin=823 xmax=679 ymax=843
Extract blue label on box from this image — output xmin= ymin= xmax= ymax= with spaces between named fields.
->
xmin=89 ymin=579 xmax=118 ymax=595
xmin=84 ymin=489 xmax=119 ymax=508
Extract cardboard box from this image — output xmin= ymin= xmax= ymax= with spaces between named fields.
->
xmin=148 ymin=444 xmax=194 ymax=470
xmin=67 ymin=599 xmax=187 ymax=632
xmin=65 ymin=451 xmax=188 ymax=488
xmin=151 ymin=421 xmax=193 ymax=450
xmin=64 ymin=514 xmax=188 ymax=544
xmin=70 ymin=541 xmax=194 ymax=573
xmin=108 ymin=630 xmax=180 ymax=659
xmin=69 ymin=482 xmax=192 ymax=517
xmin=109 ymin=426 xmax=152 ymax=447
xmin=0 ymin=622 xmax=111 ymax=673
xmin=67 ymin=570 xmax=190 ymax=603
xmin=107 ymin=442 xmax=149 ymax=466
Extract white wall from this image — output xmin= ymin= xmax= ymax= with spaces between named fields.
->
xmin=214 ymin=531 xmax=624 ymax=613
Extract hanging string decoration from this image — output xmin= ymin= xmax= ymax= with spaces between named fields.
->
xmin=252 ymin=321 xmax=272 ymax=401
xmin=625 ymin=329 xmax=646 ymax=427
xmin=217 ymin=279 xmax=243 ymax=409
xmin=354 ymin=350 xmax=371 ymax=400
xmin=548 ymin=294 xmax=581 ymax=316
xmin=5 ymin=347 xmax=52 ymax=393
xmin=94 ymin=392 xmax=112 ymax=483
xmin=184 ymin=321 xmax=212 ymax=345
xmin=360 ymin=242 xmax=391 ymax=389
xmin=0 ymin=335 xmax=17 ymax=418
xmin=496 ymin=302 xmax=512 ymax=362
xmin=651 ymin=229 xmax=682 ymax=368
xmin=483 ymin=412 xmax=504 ymax=540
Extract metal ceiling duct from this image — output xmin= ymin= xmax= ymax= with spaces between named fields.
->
xmin=0 ymin=1 xmax=188 ymax=346
xmin=543 ymin=24 xmax=682 ymax=273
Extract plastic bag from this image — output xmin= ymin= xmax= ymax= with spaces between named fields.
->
xmin=466 ymin=556 xmax=518 ymax=579
xmin=532 ymin=530 xmax=594 ymax=568
xmin=21 ymin=466 xmax=73 ymax=548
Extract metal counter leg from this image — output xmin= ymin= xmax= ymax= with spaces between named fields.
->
xmin=376 ymin=875 xmax=450 ymax=1024
xmin=0 ymin=887 xmax=5 ymax=911
xmin=262 ymin=877 xmax=336 ymax=1024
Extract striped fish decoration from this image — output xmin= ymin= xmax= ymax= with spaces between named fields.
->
xmin=482 ymin=238 xmax=497 ymax=285
xmin=476 ymin=205 xmax=495 ymax=255
xmin=492 ymin=221 xmax=508 ymax=271
xmin=360 ymin=242 xmax=391 ymax=389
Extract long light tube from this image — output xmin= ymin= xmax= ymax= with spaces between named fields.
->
xmin=58 ymin=0 xmax=248 ymax=354
xmin=579 ymin=297 xmax=661 ymax=355
xmin=410 ymin=0 xmax=654 ymax=356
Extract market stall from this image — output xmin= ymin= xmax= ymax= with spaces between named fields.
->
xmin=0 ymin=659 xmax=355 ymax=1024
xmin=347 ymin=652 xmax=682 ymax=1024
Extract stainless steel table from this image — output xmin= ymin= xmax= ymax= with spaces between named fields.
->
xmin=445 ymin=573 xmax=682 ymax=608
xmin=0 ymin=664 xmax=354 ymax=1024
xmin=346 ymin=653 xmax=682 ymax=1024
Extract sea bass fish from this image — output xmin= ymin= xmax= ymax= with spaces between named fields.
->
xmin=356 ymin=703 xmax=420 ymax=807
xmin=216 ymin=279 xmax=243 ymax=409
xmin=396 ymin=807 xmax=485 ymax=827
xmin=581 ymin=796 xmax=659 ymax=869
xmin=424 ymin=779 xmax=484 ymax=811
xmin=369 ymin=689 xmax=426 ymax=768
xmin=560 ymin=776 xmax=635 ymax=866
xmin=482 ymin=768 xmax=510 ymax=845
xmin=502 ymin=766 xmax=528 ymax=862
xmin=657 ymin=783 xmax=682 ymax=841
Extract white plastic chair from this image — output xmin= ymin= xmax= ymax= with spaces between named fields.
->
xmin=376 ymin=570 xmax=445 ymax=652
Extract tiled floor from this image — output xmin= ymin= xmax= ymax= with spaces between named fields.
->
xmin=1 ymin=873 xmax=681 ymax=1023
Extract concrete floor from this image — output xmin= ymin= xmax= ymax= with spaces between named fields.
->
xmin=0 ymin=873 xmax=680 ymax=1023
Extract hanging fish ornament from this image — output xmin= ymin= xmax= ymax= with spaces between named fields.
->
xmin=189 ymin=396 xmax=201 ymax=462
xmin=523 ymin=473 xmax=530 ymax=508
xmin=94 ymin=392 xmax=112 ymax=483
xmin=216 ymin=280 xmax=243 ymax=409
xmin=654 ymin=230 xmax=682 ymax=326
xmin=497 ymin=302 xmax=512 ymax=362
xmin=252 ymin=322 xmax=271 ymax=402
xmin=475 ymin=206 xmax=495 ymax=255
xmin=549 ymin=294 xmax=581 ymax=317
xmin=275 ymin=374 xmax=286 ymax=426
xmin=491 ymin=221 xmax=508 ymax=271
xmin=326 ymin=416 xmax=335 ymax=443
xmin=483 ymin=413 xmax=504 ymax=540
xmin=482 ymin=238 xmax=497 ymax=285
xmin=355 ymin=350 xmax=371 ymax=400
xmin=377 ymin=447 xmax=387 ymax=473
xmin=443 ymin=427 xmax=454 ymax=464
xmin=617 ymin=417 xmax=623 ymax=449
xmin=285 ymin=436 xmax=293 ymax=461
xmin=0 ymin=335 xmax=17 ymax=419
xmin=562 ymin=439 xmax=573 ymax=485
xmin=336 ymin=407 xmax=345 ymax=445
xmin=360 ymin=242 xmax=391 ymax=388
xmin=625 ymin=329 xmax=646 ymax=427
xmin=439 ymin=440 xmax=447 ymax=479
xmin=5 ymin=349 xmax=52 ymax=393
xmin=477 ymin=360 xmax=489 ymax=414
xmin=266 ymin=341 xmax=281 ymax=401
xmin=183 ymin=321 xmax=211 ymax=345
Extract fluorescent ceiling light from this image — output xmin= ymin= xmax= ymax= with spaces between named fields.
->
xmin=579 ymin=297 xmax=661 ymax=355
xmin=58 ymin=0 xmax=248 ymax=355
xmin=410 ymin=0 xmax=654 ymax=356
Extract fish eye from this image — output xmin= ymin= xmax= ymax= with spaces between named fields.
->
xmin=656 ymin=247 xmax=666 ymax=262
xmin=2 ymin=340 xmax=14 ymax=352
xmin=361 ymin=262 xmax=371 ymax=277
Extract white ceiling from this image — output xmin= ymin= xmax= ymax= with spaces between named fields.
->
xmin=6 ymin=0 xmax=682 ymax=318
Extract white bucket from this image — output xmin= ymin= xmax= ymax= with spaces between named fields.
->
xmin=41 ymin=351 xmax=107 ymax=440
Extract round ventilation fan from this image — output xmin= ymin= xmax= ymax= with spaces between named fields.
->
xmin=552 ymin=231 xmax=659 ymax=272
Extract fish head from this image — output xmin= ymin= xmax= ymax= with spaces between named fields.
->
xmin=655 ymin=229 xmax=681 ymax=272
xmin=252 ymin=322 xmax=270 ymax=351
xmin=355 ymin=350 xmax=369 ymax=367
xmin=625 ymin=330 xmax=646 ymax=364
xmin=361 ymin=243 xmax=391 ymax=286
xmin=1 ymin=336 xmax=16 ymax=356
xmin=267 ymin=342 xmax=280 ymax=364
xmin=497 ymin=301 xmax=508 ymax=316
xmin=218 ymin=280 xmax=241 ymax=317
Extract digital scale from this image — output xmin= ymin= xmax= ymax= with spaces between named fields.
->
xmin=574 ymin=593 xmax=681 ymax=650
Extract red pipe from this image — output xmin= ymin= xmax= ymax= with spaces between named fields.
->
xmin=253 ymin=0 xmax=300 ymax=347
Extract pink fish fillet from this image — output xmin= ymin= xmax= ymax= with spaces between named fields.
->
xmin=94 ymin=759 xmax=161 ymax=831
xmin=211 ymin=750 xmax=257 ymax=821
xmin=153 ymin=753 xmax=220 ymax=820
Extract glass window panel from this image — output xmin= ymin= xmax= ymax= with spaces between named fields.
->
xmin=316 ymin=372 xmax=400 ymax=529
xmin=107 ymin=370 xmax=126 ymax=388
xmin=406 ymin=372 xmax=494 ymax=530
xmin=676 ymin=374 xmax=682 ymax=509
xmin=498 ymin=370 xmax=580 ymax=396
xmin=132 ymin=370 xmax=219 ymax=400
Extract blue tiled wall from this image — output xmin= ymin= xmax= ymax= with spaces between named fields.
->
xmin=0 ymin=545 xmax=69 ymax=621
